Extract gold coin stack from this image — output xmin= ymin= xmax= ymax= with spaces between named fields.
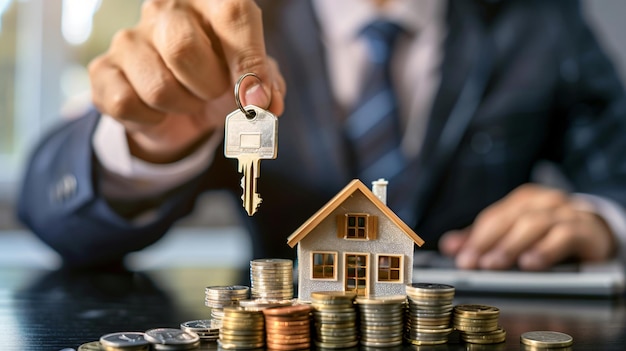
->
xmin=453 ymin=304 xmax=506 ymax=345
xmin=311 ymin=291 xmax=358 ymax=349
xmin=250 ymin=259 xmax=294 ymax=300
xmin=205 ymin=285 xmax=250 ymax=329
xmin=262 ymin=304 xmax=313 ymax=350
xmin=355 ymin=295 xmax=406 ymax=347
xmin=404 ymin=283 xmax=455 ymax=345
xmin=218 ymin=307 xmax=265 ymax=350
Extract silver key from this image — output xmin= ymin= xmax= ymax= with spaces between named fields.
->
xmin=224 ymin=104 xmax=278 ymax=216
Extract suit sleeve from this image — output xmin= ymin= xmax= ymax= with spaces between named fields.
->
xmin=16 ymin=109 xmax=235 ymax=267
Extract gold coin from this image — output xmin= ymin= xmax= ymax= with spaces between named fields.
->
xmin=78 ymin=341 xmax=104 ymax=351
xmin=311 ymin=291 xmax=356 ymax=300
xmin=266 ymin=341 xmax=311 ymax=350
xmin=355 ymin=295 xmax=406 ymax=305
xmin=263 ymin=304 xmax=313 ymax=316
xmin=454 ymin=304 xmax=500 ymax=316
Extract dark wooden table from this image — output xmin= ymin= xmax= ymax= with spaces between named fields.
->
xmin=1 ymin=265 xmax=624 ymax=350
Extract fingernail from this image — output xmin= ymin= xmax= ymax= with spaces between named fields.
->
xmin=456 ymin=250 xmax=478 ymax=269
xmin=480 ymin=251 xmax=509 ymax=270
xmin=519 ymin=251 xmax=546 ymax=271
xmin=244 ymin=83 xmax=270 ymax=109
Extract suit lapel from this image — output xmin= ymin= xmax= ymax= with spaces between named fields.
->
xmin=264 ymin=0 xmax=353 ymax=190
xmin=410 ymin=0 xmax=496 ymax=227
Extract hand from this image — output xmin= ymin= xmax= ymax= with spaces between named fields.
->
xmin=439 ymin=184 xmax=616 ymax=271
xmin=88 ymin=0 xmax=286 ymax=163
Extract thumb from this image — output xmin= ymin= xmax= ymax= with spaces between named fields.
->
xmin=204 ymin=0 xmax=272 ymax=109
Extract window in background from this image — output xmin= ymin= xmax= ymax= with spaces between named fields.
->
xmin=0 ymin=0 xmax=140 ymax=226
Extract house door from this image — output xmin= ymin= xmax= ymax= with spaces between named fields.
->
xmin=345 ymin=253 xmax=368 ymax=296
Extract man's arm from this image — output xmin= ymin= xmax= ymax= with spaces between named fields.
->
xmin=440 ymin=0 xmax=626 ymax=270
xmin=17 ymin=0 xmax=287 ymax=267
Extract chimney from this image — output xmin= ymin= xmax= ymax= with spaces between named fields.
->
xmin=371 ymin=178 xmax=388 ymax=205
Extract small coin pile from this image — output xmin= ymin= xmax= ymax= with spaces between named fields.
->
xmin=144 ymin=328 xmax=201 ymax=350
xmin=453 ymin=304 xmax=506 ymax=344
xmin=95 ymin=329 xmax=201 ymax=351
xmin=355 ymin=295 xmax=406 ymax=347
xmin=205 ymin=285 xmax=250 ymax=328
xmin=218 ymin=307 xmax=265 ymax=350
xmin=311 ymin=291 xmax=358 ymax=349
xmin=180 ymin=320 xmax=219 ymax=343
xmin=405 ymin=283 xmax=455 ymax=345
xmin=262 ymin=304 xmax=313 ymax=350
xmin=250 ymin=259 xmax=294 ymax=300
xmin=521 ymin=331 xmax=573 ymax=350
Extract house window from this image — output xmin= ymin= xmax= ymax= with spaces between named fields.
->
xmin=336 ymin=213 xmax=378 ymax=240
xmin=377 ymin=255 xmax=403 ymax=282
xmin=312 ymin=252 xmax=337 ymax=279
xmin=347 ymin=214 xmax=367 ymax=239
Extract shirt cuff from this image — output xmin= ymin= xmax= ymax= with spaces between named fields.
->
xmin=571 ymin=193 xmax=626 ymax=264
xmin=93 ymin=114 xmax=222 ymax=200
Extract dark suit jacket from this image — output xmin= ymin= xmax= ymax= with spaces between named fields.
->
xmin=17 ymin=0 xmax=626 ymax=267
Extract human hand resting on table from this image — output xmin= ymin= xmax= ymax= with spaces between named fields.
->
xmin=88 ymin=0 xmax=286 ymax=164
xmin=439 ymin=184 xmax=616 ymax=271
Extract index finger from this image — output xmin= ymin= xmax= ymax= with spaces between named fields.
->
xmin=455 ymin=200 xmax=517 ymax=269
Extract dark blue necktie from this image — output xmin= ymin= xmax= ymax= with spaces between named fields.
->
xmin=345 ymin=20 xmax=406 ymax=187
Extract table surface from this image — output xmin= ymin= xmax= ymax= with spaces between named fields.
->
xmin=1 ymin=265 xmax=625 ymax=351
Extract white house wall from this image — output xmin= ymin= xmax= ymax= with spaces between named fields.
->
xmin=296 ymin=192 xmax=415 ymax=302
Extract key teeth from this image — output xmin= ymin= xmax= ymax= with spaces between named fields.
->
xmin=241 ymin=192 xmax=262 ymax=216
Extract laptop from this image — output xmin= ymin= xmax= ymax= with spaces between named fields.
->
xmin=413 ymin=251 xmax=626 ymax=297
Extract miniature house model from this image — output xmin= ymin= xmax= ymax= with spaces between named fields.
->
xmin=287 ymin=179 xmax=424 ymax=302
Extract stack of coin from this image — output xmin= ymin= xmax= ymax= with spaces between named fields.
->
xmin=205 ymin=285 xmax=250 ymax=328
xmin=262 ymin=304 xmax=313 ymax=350
xmin=405 ymin=283 xmax=455 ymax=345
xmin=453 ymin=304 xmax=506 ymax=344
xmin=310 ymin=291 xmax=358 ymax=349
xmin=180 ymin=320 xmax=220 ymax=343
xmin=355 ymin=295 xmax=406 ymax=347
xmin=520 ymin=331 xmax=573 ymax=350
xmin=218 ymin=307 xmax=266 ymax=350
xmin=144 ymin=328 xmax=201 ymax=350
xmin=99 ymin=332 xmax=150 ymax=351
xmin=239 ymin=298 xmax=295 ymax=311
xmin=250 ymin=259 xmax=294 ymax=300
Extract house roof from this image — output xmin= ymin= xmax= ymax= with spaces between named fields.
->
xmin=286 ymin=179 xmax=425 ymax=248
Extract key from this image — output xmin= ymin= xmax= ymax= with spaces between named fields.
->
xmin=224 ymin=104 xmax=278 ymax=216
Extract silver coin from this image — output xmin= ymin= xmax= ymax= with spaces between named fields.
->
xmin=144 ymin=328 xmax=200 ymax=345
xmin=180 ymin=319 xmax=213 ymax=330
xmin=100 ymin=332 xmax=149 ymax=347
xmin=520 ymin=331 xmax=573 ymax=347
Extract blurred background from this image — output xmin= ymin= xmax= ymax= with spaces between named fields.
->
xmin=0 ymin=0 xmax=625 ymax=268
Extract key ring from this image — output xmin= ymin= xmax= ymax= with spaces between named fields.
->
xmin=234 ymin=72 xmax=261 ymax=119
